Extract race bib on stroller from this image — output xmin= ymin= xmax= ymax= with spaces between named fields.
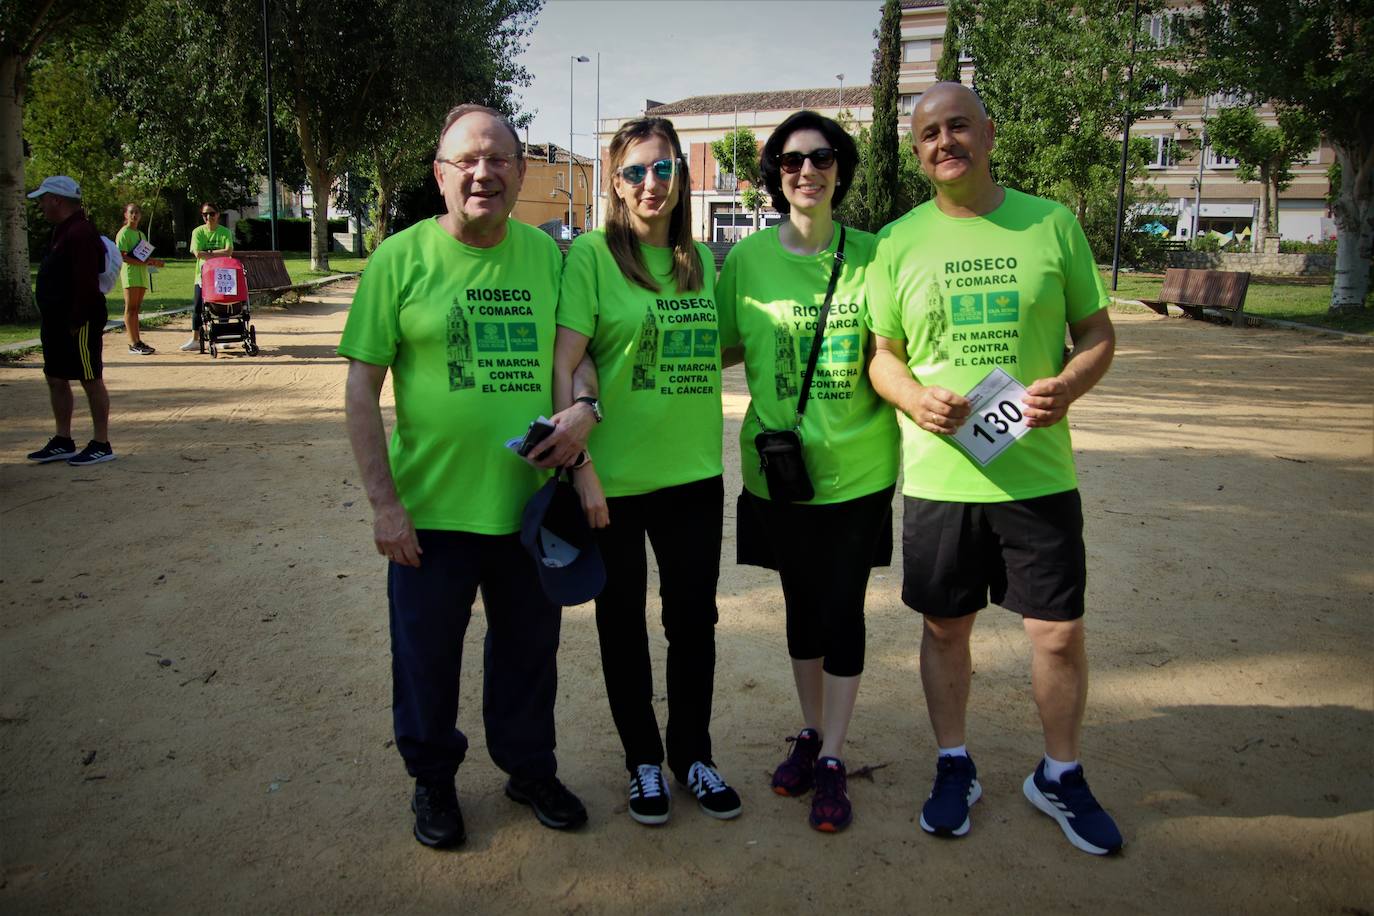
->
xmin=213 ymin=268 xmax=239 ymax=296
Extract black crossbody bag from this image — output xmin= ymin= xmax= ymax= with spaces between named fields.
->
xmin=755 ymin=227 xmax=847 ymax=503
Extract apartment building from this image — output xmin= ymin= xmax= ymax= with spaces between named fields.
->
xmin=514 ymin=142 xmax=597 ymax=236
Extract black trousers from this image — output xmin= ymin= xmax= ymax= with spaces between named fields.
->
xmin=594 ymin=475 xmax=724 ymax=783
xmin=192 ymin=284 xmax=204 ymax=335
xmin=388 ymin=529 xmax=561 ymax=784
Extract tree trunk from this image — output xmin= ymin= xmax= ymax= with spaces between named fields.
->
xmin=0 ymin=53 xmax=37 ymax=322
xmin=373 ymin=180 xmax=393 ymax=250
xmin=168 ymin=188 xmax=186 ymax=259
xmin=1330 ymin=140 xmax=1372 ymax=312
xmin=307 ymin=164 xmax=331 ymax=272
xmin=1256 ymin=163 xmax=1271 ymax=252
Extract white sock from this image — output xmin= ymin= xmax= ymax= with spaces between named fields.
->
xmin=1042 ymin=754 xmax=1079 ymax=782
xmin=938 ymin=744 xmax=968 ymax=759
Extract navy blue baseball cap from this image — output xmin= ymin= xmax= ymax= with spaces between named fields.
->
xmin=520 ymin=473 xmax=605 ymax=606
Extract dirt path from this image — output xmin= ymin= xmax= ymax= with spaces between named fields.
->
xmin=1 ymin=287 xmax=1370 ymax=914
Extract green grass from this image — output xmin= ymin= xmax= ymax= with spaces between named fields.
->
xmin=1 ymin=251 xmax=365 ymax=346
xmin=1103 ymin=269 xmax=1373 ymax=334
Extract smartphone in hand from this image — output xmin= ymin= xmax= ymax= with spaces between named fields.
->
xmin=515 ymin=418 xmax=557 ymax=457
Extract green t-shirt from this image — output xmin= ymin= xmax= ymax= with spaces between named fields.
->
xmin=556 ymin=230 xmax=723 ymax=498
xmin=866 ymin=188 xmax=1108 ymax=503
xmin=190 ymin=223 xmax=234 ymax=287
xmin=338 ymin=218 xmax=562 ymax=534
xmin=116 ymin=226 xmax=150 ymax=289
xmin=717 ymin=225 xmax=899 ymax=504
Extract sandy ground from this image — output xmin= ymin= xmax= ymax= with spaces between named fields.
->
xmin=1 ymin=284 xmax=1371 ymax=915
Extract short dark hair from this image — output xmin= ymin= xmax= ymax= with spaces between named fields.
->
xmin=436 ymin=104 xmax=524 ymax=161
xmin=759 ymin=110 xmax=859 ymax=215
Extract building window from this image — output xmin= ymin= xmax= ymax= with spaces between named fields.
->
xmin=958 ymin=23 xmax=973 ymax=61
xmin=1141 ymin=80 xmax=1181 ymax=111
xmin=903 ymin=40 xmax=931 ymax=62
xmin=1147 ymin=13 xmax=1174 ymax=48
xmin=1143 ymin=136 xmax=1175 ymax=169
xmin=899 ymin=94 xmax=919 ymax=116
xmin=1207 ymin=90 xmax=1251 ymax=109
xmin=1206 ymin=149 xmax=1238 ymax=168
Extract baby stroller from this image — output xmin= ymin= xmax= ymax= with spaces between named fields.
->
xmin=200 ymin=256 xmax=260 ymax=357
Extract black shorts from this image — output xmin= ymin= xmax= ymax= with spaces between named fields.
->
xmin=41 ymin=315 xmax=105 ymax=381
xmin=901 ymin=490 xmax=1086 ymax=621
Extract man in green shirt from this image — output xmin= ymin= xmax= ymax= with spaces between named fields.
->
xmin=867 ymin=82 xmax=1122 ymax=855
xmin=340 ymin=104 xmax=587 ymax=849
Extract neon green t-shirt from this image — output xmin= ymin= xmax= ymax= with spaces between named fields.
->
xmin=116 ymin=226 xmax=150 ymax=289
xmin=717 ymin=225 xmax=898 ymax=504
xmin=190 ymin=224 xmax=234 ymax=287
xmin=866 ymin=188 xmax=1108 ymax=503
xmin=556 ymin=230 xmax=723 ymax=498
xmin=338 ymin=218 xmax=561 ymax=534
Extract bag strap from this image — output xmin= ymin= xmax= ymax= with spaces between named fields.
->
xmin=794 ymin=225 xmax=847 ymax=425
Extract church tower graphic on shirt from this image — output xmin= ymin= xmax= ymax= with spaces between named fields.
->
xmin=446 ymin=300 xmax=476 ymax=391
xmin=773 ymin=324 xmax=798 ymax=400
xmin=631 ymin=307 xmax=659 ymax=391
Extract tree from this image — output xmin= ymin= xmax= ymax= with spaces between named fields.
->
xmin=834 ymin=115 xmax=930 ymax=232
xmin=948 ymin=0 xmax=1170 ymax=256
xmin=710 ymin=127 xmax=761 ymax=237
xmin=1207 ymin=106 xmax=1321 ymax=250
xmin=1180 ymin=0 xmax=1374 ymax=311
xmin=936 ymin=6 xmax=962 ymax=83
xmin=1 ymin=0 xmax=129 ymax=321
xmin=867 ymin=0 xmax=901 ymax=228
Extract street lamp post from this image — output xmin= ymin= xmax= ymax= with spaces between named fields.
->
xmin=1110 ymin=0 xmax=1141 ymax=291
xmin=570 ymin=55 xmax=589 ymax=233
xmin=836 ymin=73 xmax=845 ymax=110
xmin=594 ymin=52 xmax=601 ymax=230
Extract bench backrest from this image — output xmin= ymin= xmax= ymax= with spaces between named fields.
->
xmin=235 ymin=250 xmax=294 ymax=291
xmin=1159 ymin=268 xmax=1251 ymax=307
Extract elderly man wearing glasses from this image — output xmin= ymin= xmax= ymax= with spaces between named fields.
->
xmin=340 ymin=104 xmax=592 ymax=849
xmin=180 ymin=203 xmax=234 ymax=352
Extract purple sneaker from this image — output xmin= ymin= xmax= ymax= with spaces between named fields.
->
xmin=809 ymin=756 xmax=852 ymax=833
xmin=772 ymin=728 xmax=821 ymax=796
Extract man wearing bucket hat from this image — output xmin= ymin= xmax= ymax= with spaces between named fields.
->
xmin=341 ymin=104 xmax=595 ymax=850
xmin=26 ymin=176 xmax=117 ymax=467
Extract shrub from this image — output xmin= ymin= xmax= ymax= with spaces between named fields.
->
xmin=1279 ymin=238 xmax=1337 ymax=254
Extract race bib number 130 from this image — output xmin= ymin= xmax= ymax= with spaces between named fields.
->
xmin=951 ymin=367 xmax=1031 ymax=465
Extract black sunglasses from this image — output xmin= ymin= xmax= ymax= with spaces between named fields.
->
xmin=777 ymin=148 xmax=837 ymax=173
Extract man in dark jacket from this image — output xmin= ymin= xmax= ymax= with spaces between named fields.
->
xmin=26 ymin=176 xmax=116 ymax=466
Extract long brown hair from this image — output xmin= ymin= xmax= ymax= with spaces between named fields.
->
xmin=604 ymin=117 xmax=702 ymax=293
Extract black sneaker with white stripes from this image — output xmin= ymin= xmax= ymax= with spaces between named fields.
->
xmin=27 ymin=435 xmax=76 ymax=463
xmin=67 ymin=440 xmax=116 ymax=466
xmin=682 ymin=761 xmax=742 ymax=820
xmin=628 ymin=763 xmax=670 ymax=825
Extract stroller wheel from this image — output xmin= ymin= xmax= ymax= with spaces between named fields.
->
xmin=210 ymin=343 xmax=218 ymax=358
xmin=247 ymin=327 xmax=259 ymax=356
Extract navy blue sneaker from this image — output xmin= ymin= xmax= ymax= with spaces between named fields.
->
xmin=1023 ymin=760 xmax=1123 ymax=855
xmin=919 ymin=754 xmax=982 ymax=837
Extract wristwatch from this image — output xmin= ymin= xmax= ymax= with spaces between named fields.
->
xmin=574 ymin=396 xmax=603 ymax=423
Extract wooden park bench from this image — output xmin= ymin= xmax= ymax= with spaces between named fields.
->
xmin=234 ymin=250 xmax=355 ymax=306
xmin=1140 ymin=267 xmax=1252 ymax=328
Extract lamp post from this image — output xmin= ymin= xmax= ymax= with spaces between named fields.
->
xmin=261 ymin=0 xmax=278 ymax=250
xmin=836 ymin=73 xmax=845 ymax=110
xmin=1110 ymin=0 xmax=1141 ymax=291
xmin=594 ymin=52 xmax=601 ymax=229
xmin=1191 ymin=94 xmax=1210 ymax=240
xmin=570 ymin=55 xmax=590 ymax=233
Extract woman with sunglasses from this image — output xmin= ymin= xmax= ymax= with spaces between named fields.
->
xmin=116 ymin=203 xmax=166 ymax=354
xmin=716 ymin=110 xmax=898 ymax=833
xmin=553 ymin=117 xmax=740 ymax=827
xmin=180 ymin=203 xmax=234 ymax=352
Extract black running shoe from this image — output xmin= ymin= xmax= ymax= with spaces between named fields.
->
xmin=411 ymin=779 xmax=465 ymax=848
xmin=129 ymin=341 xmax=155 ymax=354
xmin=628 ymin=763 xmax=671 ymax=825
xmin=27 ymin=436 xmax=76 ymax=463
xmin=67 ymin=441 xmax=116 ymax=466
xmin=683 ymin=761 xmax=742 ymax=820
xmin=505 ymin=775 xmax=588 ymax=830
xmin=920 ymin=754 xmax=982 ymax=837
xmin=772 ymin=727 xmax=821 ymax=796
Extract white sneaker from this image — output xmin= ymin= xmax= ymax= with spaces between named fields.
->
xmin=179 ymin=339 xmax=200 ymax=352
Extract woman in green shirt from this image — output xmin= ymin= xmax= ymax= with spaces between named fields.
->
xmin=116 ymin=203 xmax=165 ymax=354
xmin=553 ymin=117 xmax=739 ymax=827
xmin=716 ymin=110 xmax=900 ymax=833
xmin=180 ymin=202 xmax=234 ymax=352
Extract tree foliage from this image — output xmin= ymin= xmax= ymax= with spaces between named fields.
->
xmin=1207 ymin=105 xmax=1320 ymax=243
xmin=835 ymin=116 xmax=930 ymax=232
xmin=866 ymin=0 xmax=901 ymax=229
xmin=1179 ymin=0 xmax=1374 ymax=311
xmin=710 ymin=127 xmax=763 ymax=236
xmin=936 ymin=8 xmax=962 ymax=83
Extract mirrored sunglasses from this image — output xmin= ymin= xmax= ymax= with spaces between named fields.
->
xmin=617 ymin=157 xmax=678 ymax=186
xmin=777 ymin=148 xmax=837 ymax=173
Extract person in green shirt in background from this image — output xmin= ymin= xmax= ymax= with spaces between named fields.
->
xmin=180 ymin=202 xmax=233 ymax=352
xmin=116 ymin=203 xmax=165 ymax=354
xmin=867 ymin=82 xmax=1121 ymax=855
xmin=716 ymin=111 xmax=899 ymax=834
xmin=551 ymin=117 xmax=741 ymax=828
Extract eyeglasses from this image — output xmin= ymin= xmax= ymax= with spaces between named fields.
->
xmin=616 ymin=157 xmax=678 ymax=186
xmin=436 ymin=155 xmax=516 ymax=173
xmin=777 ymin=148 xmax=837 ymax=173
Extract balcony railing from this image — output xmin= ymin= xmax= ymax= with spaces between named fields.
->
xmin=715 ymin=173 xmax=739 ymax=191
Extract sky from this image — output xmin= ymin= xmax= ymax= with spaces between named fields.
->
xmin=513 ymin=0 xmax=883 ymax=160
